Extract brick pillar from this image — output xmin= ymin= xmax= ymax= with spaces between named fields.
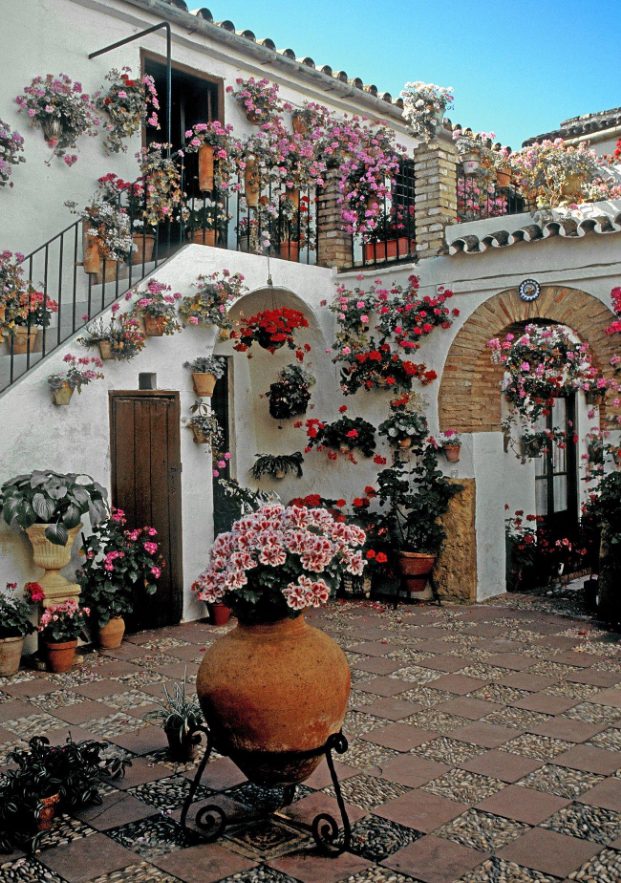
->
xmin=316 ymin=168 xmax=353 ymax=269
xmin=414 ymin=131 xmax=458 ymax=258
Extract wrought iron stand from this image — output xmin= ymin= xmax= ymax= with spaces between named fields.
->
xmin=180 ymin=729 xmax=352 ymax=856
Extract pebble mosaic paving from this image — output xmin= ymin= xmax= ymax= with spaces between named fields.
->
xmin=0 ymin=593 xmax=619 ymax=881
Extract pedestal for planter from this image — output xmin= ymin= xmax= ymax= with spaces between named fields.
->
xmin=25 ymin=523 xmax=81 ymax=606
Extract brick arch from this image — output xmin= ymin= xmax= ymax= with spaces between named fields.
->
xmin=438 ymin=286 xmax=618 ymax=433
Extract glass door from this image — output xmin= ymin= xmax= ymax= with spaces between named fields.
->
xmin=534 ymin=395 xmax=578 ymax=538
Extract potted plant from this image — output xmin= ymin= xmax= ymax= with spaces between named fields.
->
xmin=250 ymin=452 xmax=304 ymax=481
xmin=233 ymin=307 xmax=309 ymax=354
xmin=15 ymin=73 xmax=100 ymax=163
xmin=184 ymin=199 xmax=230 ymax=246
xmin=378 ymin=396 xmax=429 ymax=449
xmin=135 ymin=142 xmax=185 ymax=228
xmin=145 ymin=676 xmax=204 ymax=761
xmin=336 ymin=341 xmax=433 ymax=394
xmin=228 ymin=76 xmax=288 ymax=125
xmin=184 ymin=120 xmax=238 ymax=191
xmin=267 ymin=364 xmax=315 ymax=419
xmin=77 ymin=507 xmax=162 ymax=649
xmin=305 ymin=411 xmax=377 ymax=461
xmin=65 ymin=197 xmax=133 ymax=282
xmin=376 ymin=437 xmax=463 ymax=594
xmin=0 ymin=581 xmax=37 ymax=676
xmin=400 ymin=81 xmax=454 ymax=142
xmin=179 ymin=269 xmax=246 ymax=329
xmin=436 ymin=429 xmax=462 ymax=462
xmin=38 ymin=599 xmax=90 ymax=672
xmin=508 ymin=138 xmax=602 ymax=208
xmin=191 ymin=502 xmax=365 ymax=785
xmin=1 ymin=252 xmax=59 ymax=353
xmin=0 ymin=117 xmax=26 ymax=187
xmin=183 ymin=355 xmax=225 ymax=397
xmin=78 ymin=312 xmax=146 ymax=361
xmin=188 ymin=402 xmax=224 ymax=447
xmin=0 ymin=735 xmax=130 ymax=853
xmin=132 ymin=279 xmax=182 ymax=336
xmin=95 ymin=66 xmax=159 ymax=154
xmin=47 ymin=354 xmax=104 ymax=406
xmin=95 ymin=172 xmax=157 ymax=264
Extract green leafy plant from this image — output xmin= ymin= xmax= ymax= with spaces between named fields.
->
xmin=266 ymin=364 xmax=315 ymax=419
xmin=305 ymin=412 xmax=377 ymax=460
xmin=0 ymin=582 xmax=37 ymax=638
xmin=144 ymin=677 xmax=203 ymax=747
xmin=183 ymin=355 xmax=226 ymax=377
xmin=0 ymin=735 xmax=130 ymax=853
xmin=378 ymin=396 xmax=428 ymax=447
xmin=0 ymin=470 xmax=107 ymax=545
xmin=250 ymin=452 xmax=304 ymax=480
xmin=376 ymin=442 xmax=463 ymax=554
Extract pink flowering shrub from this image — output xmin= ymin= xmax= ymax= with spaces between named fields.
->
xmin=38 ymin=599 xmax=90 ymax=642
xmin=192 ymin=503 xmax=366 ymax=623
xmin=47 ymin=353 xmax=104 ymax=393
xmin=77 ymin=508 xmax=164 ymax=627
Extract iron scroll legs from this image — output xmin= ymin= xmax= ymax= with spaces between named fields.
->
xmin=180 ymin=729 xmax=352 ymax=857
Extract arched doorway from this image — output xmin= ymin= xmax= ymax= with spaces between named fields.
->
xmin=437 ymin=285 xmax=617 ymax=596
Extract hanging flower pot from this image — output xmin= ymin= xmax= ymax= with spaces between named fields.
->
xmin=560 ymin=173 xmax=585 ymax=199
xmin=45 ymin=638 xmax=78 ymax=673
xmin=191 ymin=425 xmax=210 ymax=445
xmin=41 ymin=118 xmax=62 ymax=148
xmin=51 ymin=382 xmax=74 ymax=406
xmin=496 ymin=168 xmax=512 ymax=188
xmin=97 ymin=616 xmax=126 ymax=650
xmin=283 ymin=186 xmax=300 ymax=210
xmin=291 ymin=111 xmax=309 ymax=136
xmin=397 ymin=551 xmax=436 ymax=593
xmin=443 ymin=444 xmax=461 ymax=463
xmin=398 ymin=437 xmax=412 ymax=449
xmin=192 ymin=372 xmax=217 ymax=397
xmin=244 ymin=159 xmax=260 ymax=208
xmin=143 ymin=314 xmax=168 ymax=337
xmin=198 ymin=143 xmax=215 ymax=191
xmin=197 ymin=615 xmax=350 ymax=785
xmin=585 ymin=389 xmax=606 ymax=406
xmin=257 ymin=330 xmax=285 ymax=351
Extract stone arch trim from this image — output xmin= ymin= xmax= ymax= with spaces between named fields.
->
xmin=439 ymin=286 xmax=618 ymax=433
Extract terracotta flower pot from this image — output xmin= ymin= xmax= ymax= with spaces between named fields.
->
xmin=98 ymin=340 xmax=113 ymax=360
xmin=196 ymin=615 xmax=350 ymax=785
xmin=190 ymin=229 xmax=216 ymax=246
xmin=37 ymin=793 xmax=61 ymax=830
xmin=0 ymin=635 xmax=25 ymax=676
xmin=398 ymin=437 xmax=412 ymax=449
xmin=143 ymin=314 xmax=168 ymax=337
xmin=97 ymin=616 xmax=125 ymax=650
xmin=209 ymin=602 xmax=232 ymax=626
xmin=244 ymin=160 xmax=260 ymax=208
xmin=496 ymin=169 xmax=512 ymax=188
xmin=52 ymin=383 xmax=74 ymax=406
xmin=397 ymin=551 xmax=436 ymax=593
xmin=45 ymin=639 xmax=77 ymax=673
xmin=198 ymin=144 xmax=215 ymax=191
xmin=9 ymin=326 xmax=40 ymax=355
xmin=291 ymin=112 xmax=308 ymax=135
xmin=363 ymin=238 xmax=410 ymax=262
xmin=131 ymin=233 xmax=156 ymax=265
xmin=443 ymin=444 xmax=461 ymax=463
xmin=279 ymin=240 xmax=299 ymax=262
xmin=192 ymin=372 xmax=217 ymax=397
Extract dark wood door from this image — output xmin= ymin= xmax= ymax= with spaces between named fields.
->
xmin=109 ymin=391 xmax=183 ymax=630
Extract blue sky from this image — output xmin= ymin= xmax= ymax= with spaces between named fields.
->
xmin=192 ymin=0 xmax=621 ymax=149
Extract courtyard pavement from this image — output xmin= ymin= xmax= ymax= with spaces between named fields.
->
xmin=1 ymin=595 xmax=621 ymax=883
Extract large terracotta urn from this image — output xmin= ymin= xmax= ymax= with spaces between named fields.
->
xmin=196 ymin=615 xmax=350 ymax=785
xmin=26 ymin=523 xmax=81 ymax=606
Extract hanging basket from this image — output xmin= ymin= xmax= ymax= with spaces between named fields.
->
xmin=198 ymin=144 xmax=215 ymax=191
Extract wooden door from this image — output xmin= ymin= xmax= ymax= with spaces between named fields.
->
xmin=109 ymin=391 xmax=183 ymax=630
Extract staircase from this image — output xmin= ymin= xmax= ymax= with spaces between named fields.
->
xmin=0 ymin=221 xmax=173 ymax=394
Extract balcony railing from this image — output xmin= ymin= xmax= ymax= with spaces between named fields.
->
xmin=456 ymin=170 xmax=525 ymax=223
xmin=355 ymin=159 xmax=417 ymax=267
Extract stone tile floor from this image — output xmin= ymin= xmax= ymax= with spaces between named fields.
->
xmin=1 ymin=593 xmax=621 ymax=882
